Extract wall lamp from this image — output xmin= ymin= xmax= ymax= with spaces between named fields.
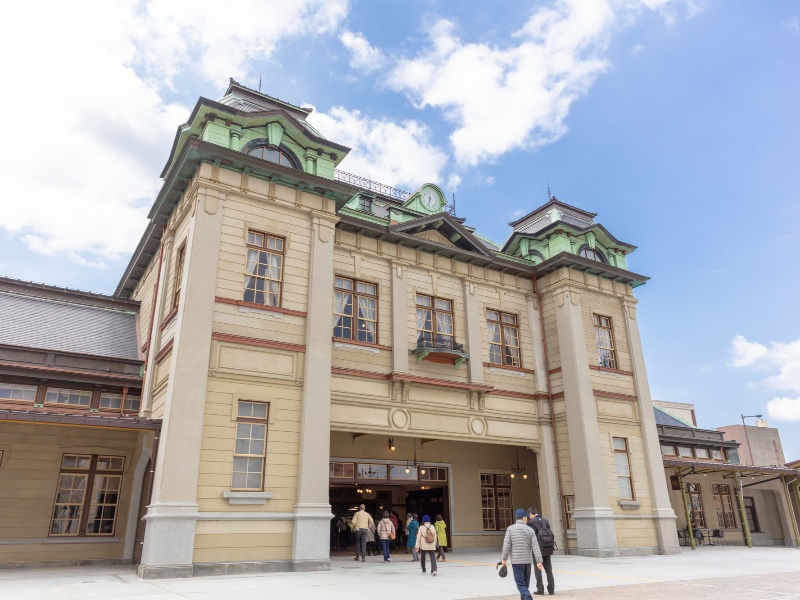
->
xmin=389 ymin=438 xmax=396 ymax=452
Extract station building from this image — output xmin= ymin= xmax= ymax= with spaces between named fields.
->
xmin=0 ymin=80 xmax=690 ymax=576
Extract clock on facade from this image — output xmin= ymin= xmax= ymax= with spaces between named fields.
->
xmin=421 ymin=188 xmax=440 ymax=211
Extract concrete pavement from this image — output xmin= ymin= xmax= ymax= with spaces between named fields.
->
xmin=0 ymin=547 xmax=798 ymax=600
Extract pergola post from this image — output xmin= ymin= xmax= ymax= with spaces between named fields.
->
xmin=733 ymin=472 xmax=752 ymax=548
xmin=795 ymin=482 xmax=800 ymax=546
xmin=677 ymin=469 xmax=695 ymax=550
xmin=781 ymin=476 xmax=800 ymax=548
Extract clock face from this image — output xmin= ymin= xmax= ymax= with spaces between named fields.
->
xmin=421 ymin=188 xmax=439 ymax=211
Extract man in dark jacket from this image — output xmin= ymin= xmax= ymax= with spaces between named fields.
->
xmin=528 ymin=507 xmax=555 ymax=595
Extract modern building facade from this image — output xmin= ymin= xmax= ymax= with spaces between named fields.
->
xmin=1 ymin=80 xmax=686 ymax=576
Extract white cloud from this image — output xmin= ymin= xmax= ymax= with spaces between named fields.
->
xmin=730 ymin=336 xmax=800 ymax=422
xmin=386 ymin=0 xmax=701 ymax=166
xmin=784 ymin=16 xmax=800 ymax=36
xmin=340 ymin=31 xmax=385 ymax=73
xmin=630 ymin=43 xmax=645 ymax=55
xmin=767 ymin=397 xmax=800 ymax=421
xmin=729 ymin=335 xmax=769 ymax=368
xmin=307 ymin=107 xmax=448 ymax=191
xmin=0 ymin=0 xmax=349 ymax=267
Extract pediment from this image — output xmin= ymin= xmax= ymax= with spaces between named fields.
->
xmin=389 ymin=214 xmax=493 ymax=257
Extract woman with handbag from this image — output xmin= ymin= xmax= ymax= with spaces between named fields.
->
xmin=377 ymin=511 xmax=396 ymax=563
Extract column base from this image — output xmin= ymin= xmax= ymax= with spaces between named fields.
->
xmin=575 ymin=506 xmax=618 ymax=557
xmin=138 ymin=502 xmax=198 ymax=578
xmin=651 ymin=507 xmax=681 ymax=554
xmin=291 ymin=503 xmax=333 ymax=562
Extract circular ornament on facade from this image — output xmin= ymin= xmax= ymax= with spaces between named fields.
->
xmin=389 ymin=409 xmax=410 ymax=430
xmin=469 ymin=417 xmax=487 ymax=436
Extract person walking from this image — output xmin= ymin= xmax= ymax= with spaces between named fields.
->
xmin=406 ymin=513 xmax=419 ymax=561
xmin=500 ymin=508 xmax=543 ymax=600
xmin=366 ymin=518 xmax=377 ymax=556
xmin=351 ymin=504 xmax=373 ymax=562
xmin=404 ymin=513 xmax=413 ymax=552
xmin=435 ymin=514 xmax=448 ymax=560
xmin=337 ymin=517 xmax=349 ymax=550
xmin=416 ymin=515 xmax=438 ymax=576
xmin=389 ymin=512 xmax=400 ymax=552
xmin=528 ymin=507 xmax=555 ymax=596
xmin=376 ymin=511 xmax=396 ymax=563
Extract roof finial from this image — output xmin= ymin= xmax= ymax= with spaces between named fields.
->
xmin=258 ymin=74 xmax=262 ymax=93
xmin=547 ymin=182 xmax=552 ymax=201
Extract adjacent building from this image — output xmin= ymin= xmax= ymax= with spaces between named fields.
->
xmin=1 ymin=80 xmax=687 ymax=576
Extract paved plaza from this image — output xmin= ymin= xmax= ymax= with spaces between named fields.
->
xmin=1 ymin=547 xmax=798 ymax=600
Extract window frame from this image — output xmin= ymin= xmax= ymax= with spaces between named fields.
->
xmin=480 ymin=473 xmax=513 ymax=532
xmin=677 ymin=446 xmax=694 ymax=458
xmin=743 ymin=496 xmax=761 ymax=533
xmin=231 ymin=400 xmax=269 ymax=492
xmin=0 ymin=382 xmax=38 ymax=403
xmin=333 ymin=276 xmax=379 ymax=345
xmin=244 ymin=142 xmax=301 ymax=170
xmin=50 ymin=454 xmax=125 ymax=537
xmin=660 ymin=444 xmax=677 ymax=457
xmin=712 ymin=483 xmax=737 ymax=529
xmin=685 ymin=482 xmax=706 ymax=528
xmin=710 ymin=449 xmax=723 ymax=461
xmin=44 ymin=387 xmax=93 ymax=409
xmin=564 ymin=495 xmax=576 ymax=529
xmin=578 ymin=245 xmax=608 ymax=264
xmin=694 ymin=447 xmax=710 ymax=460
xmin=485 ymin=309 xmax=522 ymax=368
xmin=592 ymin=314 xmax=618 ymax=369
xmin=173 ymin=242 xmax=186 ymax=310
xmin=243 ymin=230 xmax=285 ymax=308
xmin=612 ymin=437 xmax=634 ymax=500
xmin=416 ymin=294 xmax=455 ymax=344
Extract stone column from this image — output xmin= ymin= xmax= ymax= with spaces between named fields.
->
xmin=620 ymin=297 xmax=681 ymax=554
xmin=291 ymin=212 xmax=338 ymax=568
xmin=527 ymin=294 xmax=563 ymax=545
xmin=391 ymin=261 xmax=409 ymax=374
xmin=138 ymin=186 xmax=226 ymax=578
xmin=463 ymin=278 xmax=484 ymax=383
xmin=553 ymin=283 xmax=618 ymax=557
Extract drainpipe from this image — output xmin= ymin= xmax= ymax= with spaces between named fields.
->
xmin=532 ymin=275 xmax=569 ymax=554
xmin=734 ymin=472 xmax=752 ymax=548
xmin=795 ymin=481 xmax=800 ymax=544
xmin=781 ymin=476 xmax=800 ymax=548
xmin=677 ymin=469 xmax=696 ymax=550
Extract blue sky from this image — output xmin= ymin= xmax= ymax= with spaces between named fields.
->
xmin=1 ymin=1 xmax=799 ymax=459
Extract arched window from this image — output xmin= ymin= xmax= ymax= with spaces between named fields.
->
xmin=244 ymin=140 xmax=301 ymax=170
xmin=578 ymin=245 xmax=607 ymax=264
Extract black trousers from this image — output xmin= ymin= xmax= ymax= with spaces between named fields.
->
xmin=534 ymin=555 xmax=554 ymax=594
xmin=420 ymin=549 xmax=437 ymax=573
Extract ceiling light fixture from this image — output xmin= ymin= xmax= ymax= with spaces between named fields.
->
xmin=510 ymin=447 xmax=527 ymax=480
xmin=389 ymin=438 xmax=396 ymax=452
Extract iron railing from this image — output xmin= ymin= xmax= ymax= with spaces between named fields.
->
xmin=334 ymin=170 xmax=411 ymax=201
xmin=415 ymin=335 xmax=465 ymax=354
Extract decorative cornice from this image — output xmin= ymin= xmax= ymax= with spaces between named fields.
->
xmin=211 ymin=332 xmax=306 ymax=353
xmin=589 ymin=364 xmax=634 ymax=376
xmin=152 ymin=339 xmax=174 ymax=364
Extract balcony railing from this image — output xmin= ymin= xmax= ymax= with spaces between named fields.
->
xmin=411 ymin=334 xmax=469 ymax=368
xmin=334 ymin=170 xmax=411 ymax=201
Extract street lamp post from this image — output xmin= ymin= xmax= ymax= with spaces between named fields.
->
xmin=740 ymin=414 xmax=762 ymax=466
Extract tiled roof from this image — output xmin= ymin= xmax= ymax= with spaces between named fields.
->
xmin=654 ymin=405 xmax=694 ymax=428
xmin=0 ymin=291 xmax=139 ymax=361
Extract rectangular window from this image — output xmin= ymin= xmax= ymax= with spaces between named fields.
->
xmin=243 ymin=231 xmax=284 ymax=307
xmin=694 ymin=448 xmax=710 ymax=459
xmin=564 ymin=495 xmax=576 ymax=529
xmin=710 ymin=449 xmax=723 ymax=461
xmin=712 ymin=484 xmax=737 ymax=528
xmin=486 ymin=310 xmax=521 ymax=367
xmin=416 ymin=294 xmax=454 ymax=344
xmin=173 ymin=243 xmax=186 ymax=309
xmin=726 ymin=448 xmax=740 ymax=464
xmin=593 ymin=314 xmax=617 ymax=369
xmin=660 ymin=444 xmax=676 ymax=457
xmin=480 ymin=473 xmax=513 ymax=531
xmin=329 ymin=462 xmax=355 ymax=478
xmin=0 ymin=383 xmax=37 ymax=403
xmin=612 ymin=437 xmax=634 ymax=499
xmin=686 ymin=482 xmax=706 ymax=528
xmin=333 ymin=277 xmax=378 ymax=344
xmin=420 ymin=466 xmax=448 ymax=482
xmin=744 ymin=497 xmax=760 ymax=532
xmin=50 ymin=454 xmax=124 ymax=537
xmin=232 ymin=401 xmax=268 ymax=491
xmin=678 ymin=446 xmax=693 ymax=458
xmin=45 ymin=387 xmax=92 ymax=407
xmin=98 ymin=392 xmax=142 ymax=415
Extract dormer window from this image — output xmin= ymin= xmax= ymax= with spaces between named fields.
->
xmin=245 ymin=142 xmax=301 ymax=170
xmin=578 ymin=245 xmax=607 ymax=264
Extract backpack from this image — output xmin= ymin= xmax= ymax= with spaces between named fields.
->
xmin=423 ymin=524 xmax=435 ymax=544
xmin=533 ymin=516 xmax=556 ymax=555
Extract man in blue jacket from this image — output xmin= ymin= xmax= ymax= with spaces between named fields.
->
xmin=501 ymin=508 xmax=543 ymax=600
